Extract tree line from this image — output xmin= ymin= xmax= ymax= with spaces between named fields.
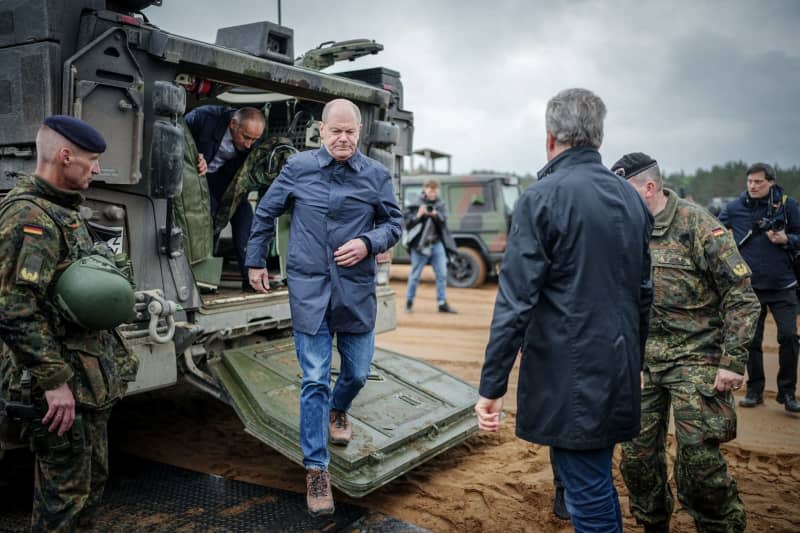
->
xmin=663 ymin=162 xmax=800 ymax=206
xmin=465 ymin=162 xmax=800 ymax=207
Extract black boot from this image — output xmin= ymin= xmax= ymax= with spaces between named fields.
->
xmin=777 ymin=393 xmax=800 ymax=413
xmin=738 ymin=393 xmax=763 ymax=407
xmin=437 ymin=301 xmax=457 ymax=314
xmin=552 ymin=486 xmax=569 ymax=520
xmin=643 ymin=522 xmax=669 ymax=533
xmin=405 ymin=299 xmax=413 ymax=313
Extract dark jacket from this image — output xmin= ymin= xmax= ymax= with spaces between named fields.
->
xmin=479 ymin=146 xmax=654 ymax=450
xmin=403 ymin=193 xmax=457 ymax=258
xmin=184 ymin=105 xmax=250 ymax=194
xmin=719 ymin=186 xmax=800 ymax=291
xmin=245 ymin=147 xmax=402 ymax=335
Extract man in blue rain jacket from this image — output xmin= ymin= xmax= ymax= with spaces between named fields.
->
xmin=245 ymin=98 xmax=402 ymax=517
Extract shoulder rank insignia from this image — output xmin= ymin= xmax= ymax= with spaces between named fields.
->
xmin=733 ymin=262 xmax=749 ymax=277
xmin=23 ymin=224 xmax=44 ymax=237
xmin=19 ymin=267 xmax=39 ymax=283
xmin=711 ymin=227 xmax=725 ymax=237
xmin=16 ymin=254 xmax=43 ymax=285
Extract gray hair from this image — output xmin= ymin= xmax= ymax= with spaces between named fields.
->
xmin=232 ymin=107 xmax=265 ymax=126
xmin=545 ymin=88 xmax=606 ymax=148
xmin=629 ymin=165 xmax=663 ymax=191
xmin=322 ymin=98 xmax=362 ymax=124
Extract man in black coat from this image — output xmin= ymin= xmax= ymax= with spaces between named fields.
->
xmin=720 ymin=163 xmax=800 ymax=413
xmin=185 ymin=105 xmax=265 ymax=285
xmin=475 ymin=88 xmax=653 ymax=532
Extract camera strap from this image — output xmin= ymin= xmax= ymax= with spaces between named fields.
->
xmin=782 ymin=194 xmax=789 ymax=226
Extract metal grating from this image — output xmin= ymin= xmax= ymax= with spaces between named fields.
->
xmin=0 ymin=454 xmax=374 ymax=532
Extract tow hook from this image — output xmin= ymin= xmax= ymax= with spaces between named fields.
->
xmin=135 ymin=290 xmax=178 ymax=344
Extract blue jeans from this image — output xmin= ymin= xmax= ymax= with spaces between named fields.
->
xmin=551 ymin=446 xmax=622 ymax=532
xmin=293 ymin=318 xmax=375 ymax=470
xmin=406 ymin=241 xmax=448 ymax=304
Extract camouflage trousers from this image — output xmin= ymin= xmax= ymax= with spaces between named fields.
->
xmin=31 ymin=407 xmax=112 ymax=532
xmin=620 ymin=365 xmax=745 ymax=533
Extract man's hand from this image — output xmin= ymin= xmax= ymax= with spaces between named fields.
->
xmin=714 ymin=368 xmax=745 ymax=393
xmin=767 ymin=229 xmax=789 ymax=245
xmin=475 ymin=396 xmax=503 ymax=432
xmin=248 ymin=267 xmax=270 ymax=293
xmin=42 ymin=382 xmax=75 ymax=436
xmin=416 ymin=205 xmax=428 ymax=218
xmin=197 ymin=154 xmax=208 ymax=176
xmin=334 ymin=238 xmax=368 ymax=267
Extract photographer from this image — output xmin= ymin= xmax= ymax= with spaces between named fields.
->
xmin=403 ymin=179 xmax=457 ymax=313
xmin=720 ymin=163 xmax=800 ymax=413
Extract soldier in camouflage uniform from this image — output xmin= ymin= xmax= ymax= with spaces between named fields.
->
xmin=614 ymin=153 xmax=760 ymax=533
xmin=0 ymin=116 xmax=138 ymax=531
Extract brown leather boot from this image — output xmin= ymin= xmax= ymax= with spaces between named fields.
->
xmin=305 ymin=468 xmax=334 ymax=516
xmin=329 ymin=409 xmax=352 ymax=445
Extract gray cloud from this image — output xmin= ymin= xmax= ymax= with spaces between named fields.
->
xmin=146 ymin=0 xmax=800 ymax=175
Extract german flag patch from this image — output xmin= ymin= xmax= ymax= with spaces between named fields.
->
xmin=23 ymin=225 xmax=44 ymax=237
xmin=711 ymin=227 xmax=725 ymax=237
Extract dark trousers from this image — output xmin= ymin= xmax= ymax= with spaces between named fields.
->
xmin=550 ymin=447 xmax=563 ymax=489
xmin=551 ymin=445 xmax=622 ymax=533
xmin=747 ymin=288 xmax=799 ymax=398
xmin=208 ymin=172 xmax=253 ymax=279
xmin=31 ymin=409 xmax=112 ymax=531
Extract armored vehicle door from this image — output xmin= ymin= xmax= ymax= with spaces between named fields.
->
xmin=63 ymin=28 xmax=145 ymax=185
xmin=209 ymin=339 xmax=478 ymax=497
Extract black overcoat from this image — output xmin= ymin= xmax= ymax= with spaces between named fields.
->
xmin=479 ymin=146 xmax=654 ymax=449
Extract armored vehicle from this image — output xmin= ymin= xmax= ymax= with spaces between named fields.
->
xmin=394 ymin=174 xmax=521 ymax=288
xmin=0 ymin=0 xmax=478 ymax=497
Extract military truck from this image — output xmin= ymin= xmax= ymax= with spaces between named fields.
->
xmin=0 ymin=0 xmax=478 ymax=497
xmin=393 ymin=174 xmax=521 ymax=288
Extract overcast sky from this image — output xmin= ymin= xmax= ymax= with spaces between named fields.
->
xmin=146 ymin=0 xmax=800 ymax=177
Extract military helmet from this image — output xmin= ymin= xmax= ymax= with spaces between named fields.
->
xmin=54 ymin=255 xmax=135 ymax=330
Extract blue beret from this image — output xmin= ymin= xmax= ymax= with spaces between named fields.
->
xmin=43 ymin=115 xmax=106 ymax=153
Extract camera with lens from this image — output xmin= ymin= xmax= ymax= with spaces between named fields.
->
xmin=754 ymin=217 xmax=785 ymax=232
xmin=423 ymin=200 xmax=436 ymax=214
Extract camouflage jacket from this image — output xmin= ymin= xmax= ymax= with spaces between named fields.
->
xmin=213 ymin=135 xmax=295 ymax=238
xmin=646 ymin=189 xmax=760 ymax=375
xmin=0 ymin=175 xmax=137 ymax=409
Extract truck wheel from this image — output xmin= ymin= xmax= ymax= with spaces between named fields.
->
xmin=447 ymin=247 xmax=487 ymax=288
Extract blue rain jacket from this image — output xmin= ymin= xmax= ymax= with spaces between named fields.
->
xmin=245 ymin=147 xmax=402 ymax=335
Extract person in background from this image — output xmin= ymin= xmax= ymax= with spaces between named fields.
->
xmin=720 ymin=163 xmax=800 ymax=413
xmin=403 ymin=178 xmax=457 ymax=314
xmin=185 ymin=105 xmax=266 ymax=289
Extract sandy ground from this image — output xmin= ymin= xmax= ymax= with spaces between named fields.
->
xmin=112 ymin=266 xmax=800 ymax=532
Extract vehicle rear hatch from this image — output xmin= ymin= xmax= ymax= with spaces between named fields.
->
xmin=209 ymin=338 xmax=478 ymax=497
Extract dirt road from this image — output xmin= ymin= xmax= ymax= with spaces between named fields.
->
xmin=113 ymin=269 xmax=800 ymax=532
